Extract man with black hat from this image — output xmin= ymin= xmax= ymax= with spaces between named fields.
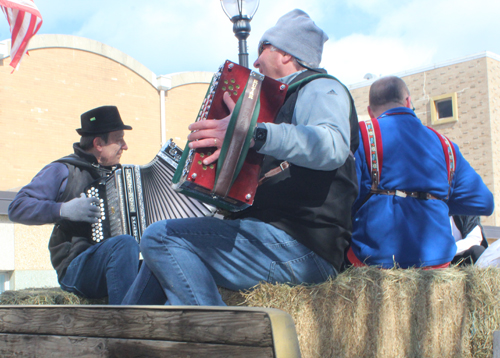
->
xmin=9 ymin=105 xmax=140 ymax=304
xmin=122 ymin=9 xmax=359 ymax=306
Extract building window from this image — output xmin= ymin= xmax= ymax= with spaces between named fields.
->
xmin=430 ymin=92 xmax=458 ymax=125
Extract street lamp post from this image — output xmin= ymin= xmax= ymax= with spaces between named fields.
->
xmin=220 ymin=0 xmax=260 ymax=68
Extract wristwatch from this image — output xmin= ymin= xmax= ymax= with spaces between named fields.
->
xmin=252 ymin=123 xmax=267 ymax=151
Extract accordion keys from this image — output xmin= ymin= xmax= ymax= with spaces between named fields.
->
xmin=86 ymin=186 xmax=108 ymax=243
xmin=84 ymin=139 xmax=216 ymax=245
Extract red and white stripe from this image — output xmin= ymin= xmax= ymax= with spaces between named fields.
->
xmin=0 ymin=0 xmax=42 ymax=69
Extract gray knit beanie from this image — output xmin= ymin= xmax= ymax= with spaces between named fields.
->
xmin=259 ymin=9 xmax=328 ymax=68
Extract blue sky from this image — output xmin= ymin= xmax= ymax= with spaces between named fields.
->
xmin=1 ymin=0 xmax=499 ymax=85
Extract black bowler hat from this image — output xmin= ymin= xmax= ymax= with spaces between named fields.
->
xmin=76 ymin=106 xmax=132 ymax=135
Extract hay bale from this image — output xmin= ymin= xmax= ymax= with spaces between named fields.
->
xmin=465 ymin=266 xmax=500 ymax=358
xmin=232 ymin=266 xmax=500 ymax=358
xmin=1 ymin=266 xmax=498 ymax=358
xmin=0 ymin=287 xmax=107 ymax=305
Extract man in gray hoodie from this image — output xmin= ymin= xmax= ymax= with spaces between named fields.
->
xmin=123 ymin=9 xmax=359 ymax=306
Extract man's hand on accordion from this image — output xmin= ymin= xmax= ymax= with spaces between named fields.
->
xmin=60 ymin=193 xmax=101 ymax=223
xmin=187 ymin=92 xmax=235 ymax=166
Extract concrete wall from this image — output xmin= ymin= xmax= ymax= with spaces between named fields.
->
xmin=0 ymin=216 xmax=57 ymax=290
xmin=0 ymin=216 xmax=15 ymax=271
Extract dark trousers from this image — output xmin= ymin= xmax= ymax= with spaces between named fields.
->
xmin=451 ymin=245 xmax=486 ymax=266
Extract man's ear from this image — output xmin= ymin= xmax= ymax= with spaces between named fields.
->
xmin=367 ymin=106 xmax=376 ymax=119
xmin=93 ymin=137 xmax=104 ymax=151
xmin=406 ymin=95 xmax=412 ymax=109
xmin=281 ymin=53 xmax=294 ymax=65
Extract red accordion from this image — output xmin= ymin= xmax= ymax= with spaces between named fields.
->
xmin=172 ymin=60 xmax=288 ymax=212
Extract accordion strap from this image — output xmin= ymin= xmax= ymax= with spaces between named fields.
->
xmin=258 ymin=161 xmax=290 ymax=186
xmin=214 ymin=72 xmax=264 ymax=197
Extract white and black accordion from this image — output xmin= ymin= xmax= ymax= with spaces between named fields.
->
xmin=85 ymin=139 xmax=215 ymax=243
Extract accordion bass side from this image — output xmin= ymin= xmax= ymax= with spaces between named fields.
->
xmin=85 ymin=140 xmax=215 ymax=243
xmin=172 ymin=60 xmax=288 ymax=212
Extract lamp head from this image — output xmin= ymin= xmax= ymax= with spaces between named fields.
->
xmin=220 ymin=0 xmax=259 ymax=21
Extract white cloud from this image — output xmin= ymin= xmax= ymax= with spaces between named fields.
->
xmin=73 ymin=1 xmax=239 ymax=73
xmin=344 ymin=0 xmax=399 ymax=15
xmin=322 ymin=33 xmax=436 ymax=85
xmin=321 ymin=0 xmax=500 ymax=84
xmin=374 ymin=0 xmax=500 ymax=61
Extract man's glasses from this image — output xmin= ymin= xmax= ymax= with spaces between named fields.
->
xmin=258 ymin=41 xmax=271 ymax=56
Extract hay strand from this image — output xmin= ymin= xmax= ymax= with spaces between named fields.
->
xmin=0 ymin=287 xmax=107 ymax=305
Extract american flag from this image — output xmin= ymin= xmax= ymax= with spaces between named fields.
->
xmin=0 ymin=0 xmax=42 ymax=69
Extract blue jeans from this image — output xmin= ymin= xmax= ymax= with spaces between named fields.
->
xmin=59 ymin=235 xmax=140 ymax=304
xmin=122 ymin=217 xmax=336 ymax=306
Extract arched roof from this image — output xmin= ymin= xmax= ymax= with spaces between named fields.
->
xmin=0 ymin=34 xmax=214 ymax=89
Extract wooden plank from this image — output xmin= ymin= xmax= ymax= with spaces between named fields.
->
xmin=0 ymin=306 xmax=272 ymax=347
xmin=0 ymin=305 xmax=301 ymax=358
xmin=0 ymin=333 xmax=274 ymax=358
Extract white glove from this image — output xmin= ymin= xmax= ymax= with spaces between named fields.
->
xmin=60 ymin=193 xmax=101 ymax=223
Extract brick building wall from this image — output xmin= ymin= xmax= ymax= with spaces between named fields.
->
xmin=0 ymin=35 xmax=214 ymax=192
xmin=487 ymin=57 xmax=500 ymax=227
xmin=165 ymin=83 xmax=210 ymax=149
xmin=0 ymin=47 xmax=160 ymax=191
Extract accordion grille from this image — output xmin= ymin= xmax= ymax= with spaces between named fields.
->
xmin=140 ymin=155 xmax=213 ymax=226
xmin=105 ymin=173 xmax=126 ymax=237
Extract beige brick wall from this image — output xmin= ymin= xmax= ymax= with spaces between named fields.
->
xmin=350 ymin=56 xmax=497 ymax=225
xmin=0 ymin=47 xmax=211 ymax=189
xmin=164 ymin=83 xmax=210 ymax=149
xmin=487 ymin=57 xmax=500 ymax=225
xmin=0 ymin=47 xmax=161 ymax=191
xmin=350 ymin=85 xmax=370 ymax=121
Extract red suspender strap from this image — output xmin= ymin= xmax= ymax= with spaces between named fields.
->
xmin=427 ymin=127 xmax=456 ymax=188
xmin=359 ymin=118 xmax=383 ymax=190
xmin=358 ymin=118 xmax=453 ymax=204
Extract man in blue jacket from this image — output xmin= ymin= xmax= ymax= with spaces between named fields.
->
xmin=348 ymin=76 xmax=494 ymax=269
xmin=8 ymin=106 xmax=140 ymax=303
xmin=123 ymin=9 xmax=359 ymax=305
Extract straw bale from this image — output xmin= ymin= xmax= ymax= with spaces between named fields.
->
xmin=1 ymin=266 xmax=498 ymax=358
xmin=234 ymin=266 xmax=500 ymax=358
xmin=0 ymin=287 xmax=107 ymax=305
xmin=465 ymin=266 xmax=500 ymax=358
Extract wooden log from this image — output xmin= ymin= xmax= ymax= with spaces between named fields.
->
xmin=0 ymin=306 xmax=272 ymax=345
xmin=0 ymin=305 xmax=301 ymax=358
xmin=0 ymin=334 xmax=274 ymax=358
